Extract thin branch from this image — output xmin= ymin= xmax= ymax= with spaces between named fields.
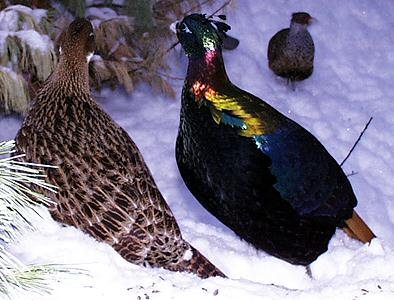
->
xmin=207 ymin=0 xmax=231 ymax=18
xmin=184 ymin=0 xmax=213 ymax=15
xmin=167 ymin=41 xmax=179 ymax=53
xmin=155 ymin=71 xmax=184 ymax=80
xmin=340 ymin=117 xmax=373 ymax=166
xmin=346 ymin=171 xmax=358 ymax=177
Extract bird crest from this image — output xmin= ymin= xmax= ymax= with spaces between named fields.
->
xmin=176 ymin=13 xmax=232 ymax=56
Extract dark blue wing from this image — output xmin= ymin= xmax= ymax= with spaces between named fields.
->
xmin=218 ymin=109 xmax=356 ymax=219
xmin=254 ymin=121 xmax=356 ymax=218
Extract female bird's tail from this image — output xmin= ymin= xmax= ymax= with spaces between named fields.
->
xmin=344 ymin=210 xmax=375 ymax=243
xmin=176 ymin=246 xmax=226 ymax=279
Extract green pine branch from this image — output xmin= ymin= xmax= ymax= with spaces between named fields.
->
xmin=0 ymin=140 xmax=86 ymax=297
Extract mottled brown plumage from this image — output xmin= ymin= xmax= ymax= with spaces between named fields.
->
xmin=268 ymin=12 xmax=315 ymax=82
xmin=15 ymin=18 xmax=224 ymax=279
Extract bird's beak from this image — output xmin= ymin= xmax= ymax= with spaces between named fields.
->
xmin=170 ymin=21 xmax=178 ymax=34
xmin=309 ymin=16 xmax=317 ymax=25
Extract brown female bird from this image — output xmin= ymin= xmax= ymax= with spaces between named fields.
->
xmin=268 ymin=12 xmax=315 ymax=84
xmin=15 ymin=18 xmax=224 ymax=278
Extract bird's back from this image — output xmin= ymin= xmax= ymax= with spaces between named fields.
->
xmin=16 ymin=85 xmax=223 ymax=277
xmin=17 ymin=86 xmax=179 ymax=257
xmin=267 ymin=28 xmax=289 ymax=64
xmin=268 ymin=28 xmax=314 ymax=81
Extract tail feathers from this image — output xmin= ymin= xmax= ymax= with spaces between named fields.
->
xmin=344 ymin=210 xmax=375 ymax=243
xmin=112 ymin=230 xmax=224 ymax=278
xmin=181 ymin=246 xmax=226 ymax=279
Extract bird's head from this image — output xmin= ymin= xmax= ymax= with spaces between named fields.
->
xmin=59 ymin=18 xmax=95 ymax=63
xmin=176 ymin=14 xmax=231 ymax=58
xmin=291 ymin=12 xmax=313 ymax=26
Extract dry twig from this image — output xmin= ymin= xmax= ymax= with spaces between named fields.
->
xmin=340 ymin=117 xmax=373 ymax=166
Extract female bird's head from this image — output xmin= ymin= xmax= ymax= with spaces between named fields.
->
xmin=59 ymin=18 xmax=95 ymax=64
xmin=291 ymin=12 xmax=313 ymax=27
xmin=176 ymin=14 xmax=231 ymax=58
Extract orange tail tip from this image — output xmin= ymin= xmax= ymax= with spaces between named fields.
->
xmin=344 ymin=210 xmax=376 ymax=243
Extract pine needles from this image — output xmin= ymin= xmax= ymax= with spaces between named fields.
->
xmin=0 ymin=140 xmax=83 ymax=297
xmin=0 ymin=140 xmax=56 ymax=232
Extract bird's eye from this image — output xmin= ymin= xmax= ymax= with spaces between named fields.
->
xmin=89 ymin=32 xmax=94 ymax=37
xmin=180 ymin=23 xmax=192 ymax=34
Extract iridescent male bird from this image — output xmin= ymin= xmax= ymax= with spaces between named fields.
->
xmin=175 ymin=14 xmax=375 ymax=266
xmin=268 ymin=12 xmax=315 ymax=84
xmin=15 ymin=18 xmax=224 ymax=278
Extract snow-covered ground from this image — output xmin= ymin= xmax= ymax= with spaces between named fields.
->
xmin=1 ymin=0 xmax=394 ymax=299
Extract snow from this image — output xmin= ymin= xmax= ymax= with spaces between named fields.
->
xmin=1 ymin=0 xmax=394 ymax=299
xmin=0 ymin=5 xmax=47 ymax=31
xmin=14 ymin=30 xmax=52 ymax=52
xmin=0 ymin=5 xmax=52 ymax=54
xmin=86 ymin=7 xmax=119 ymax=21
xmin=0 ymin=66 xmax=18 ymax=80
